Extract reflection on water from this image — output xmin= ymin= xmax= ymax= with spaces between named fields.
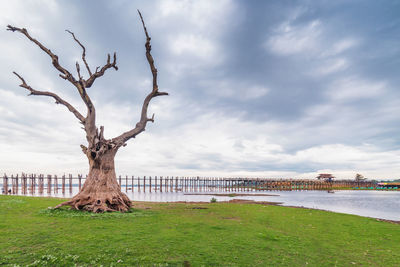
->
xmin=274 ymin=190 xmax=400 ymax=221
xmin=3 ymin=187 xmax=399 ymax=221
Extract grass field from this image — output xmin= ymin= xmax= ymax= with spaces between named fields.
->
xmin=0 ymin=195 xmax=399 ymax=266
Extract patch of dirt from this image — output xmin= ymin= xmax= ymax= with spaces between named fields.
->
xmin=227 ymin=199 xmax=283 ymax=205
xmin=131 ymin=203 xmax=152 ymax=209
xmin=374 ymin=218 xmax=400 ymax=224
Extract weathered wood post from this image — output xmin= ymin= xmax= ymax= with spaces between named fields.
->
xmin=131 ymin=176 xmax=134 ymax=192
xmin=32 ymin=174 xmax=35 ymax=194
xmin=144 ymin=176 xmax=146 ymax=193
xmin=29 ymin=174 xmax=32 ymax=194
xmin=69 ymin=174 xmax=73 ymax=194
xmin=62 ymin=174 xmax=65 ymax=194
xmin=29 ymin=174 xmax=33 ymax=194
xmin=3 ymin=174 xmax=8 ymax=194
xmin=13 ymin=174 xmax=17 ymax=194
xmin=138 ymin=176 xmax=141 ymax=193
xmin=126 ymin=175 xmax=128 ymax=192
xmin=186 ymin=177 xmax=188 ymax=192
xmin=22 ymin=173 xmax=27 ymax=194
xmin=155 ymin=176 xmax=158 ymax=192
xmin=11 ymin=174 xmax=14 ymax=194
xmin=15 ymin=174 xmax=19 ymax=194
xmin=160 ymin=176 xmax=163 ymax=192
xmin=78 ymin=174 xmax=82 ymax=191
xmin=118 ymin=175 xmax=122 ymax=190
xmin=47 ymin=175 xmax=52 ymax=194
xmin=149 ymin=176 xmax=152 ymax=193
xmin=54 ymin=175 xmax=58 ymax=194
xmin=38 ymin=174 xmax=42 ymax=194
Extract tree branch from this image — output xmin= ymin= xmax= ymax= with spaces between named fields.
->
xmin=85 ymin=52 xmax=118 ymax=88
xmin=113 ymin=10 xmax=168 ymax=146
xmin=65 ymin=29 xmax=92 ymax=76
xmin=7 ymin=25 xmax=77 ymax=85
xmin=13 ymin=72 xmax=85 ymax=123
xmin=7 ymin=25 xmax=95 ymax=114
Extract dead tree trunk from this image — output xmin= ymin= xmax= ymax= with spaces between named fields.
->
xmin=7 ymin=10 xmax=167 ymax=212
xmin=59 ymin=149 xmax=130 ymax=212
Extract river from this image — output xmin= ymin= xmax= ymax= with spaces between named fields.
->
xmin=2 ymin=186 xmax=399 ymax=221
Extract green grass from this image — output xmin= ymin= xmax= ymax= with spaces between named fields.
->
xmin=0 ymin=195 xmax=399 ymax=266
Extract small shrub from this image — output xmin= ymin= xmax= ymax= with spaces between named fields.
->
xmin=210 ymin=197 xmax=217 ymax=203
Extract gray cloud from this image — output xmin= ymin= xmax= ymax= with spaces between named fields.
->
xmin=1 ymin=0 xmax=400 ymax=179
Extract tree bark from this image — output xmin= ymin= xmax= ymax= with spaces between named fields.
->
xmin=55 ymin=149 xmax=131 ymax=212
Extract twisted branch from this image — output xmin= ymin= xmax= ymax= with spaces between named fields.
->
xmin=13 ymin=72 xmax=85 ymax=123
xmin=7 ymin=25 xmax=77 ymax=84
xmin=7 ymin=25 xmax=95 ymax=113
xmin=64 ymin=29 xmax=118 ymax=89
xmin=85 ymin=52 xmax=118 ymax=88
xmin=113 ymin=10 xmax=168 ymax=145
xmin=65 ymin=29 xmax=92 ymax=76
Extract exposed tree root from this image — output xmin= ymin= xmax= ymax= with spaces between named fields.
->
xmin=55 ymin=190 xmax=131 ymax=213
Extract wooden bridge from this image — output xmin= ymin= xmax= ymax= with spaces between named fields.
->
xmin=1 ymin=174 xmax=377 ymax=196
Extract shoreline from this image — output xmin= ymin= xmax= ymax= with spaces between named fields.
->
xmin=183 ymin=193 xmax=280 ymax=197
xmin=2 ymin=194 xmax=399 ymax=224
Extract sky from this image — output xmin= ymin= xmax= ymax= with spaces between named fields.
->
xmin=0 ymin=0 xmax=400 ymax=180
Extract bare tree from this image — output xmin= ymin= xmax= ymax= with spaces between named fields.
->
xmin=7 ymin=10 xmax=168 ymax=212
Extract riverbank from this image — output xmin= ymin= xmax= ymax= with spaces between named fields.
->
xmin=1 ymin=195 xmax=399 ymax=266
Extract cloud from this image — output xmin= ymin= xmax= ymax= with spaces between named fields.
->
xmin=326 ymin=76 xmax=386 ymax=101
xmin=267 ymin=20 xmax=322 ymax=56
xmin=156 ymin=0 xmax=236 ymax=32
xmin=313 ymin=58 xmax=349 ymax=76
xmin=1 ymin=1 xmax=400 ymax=180
xmin=201 ymin=79 xmax=269 ymax=100
xmin=324 ymin=38 xmax=359 ymax=57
